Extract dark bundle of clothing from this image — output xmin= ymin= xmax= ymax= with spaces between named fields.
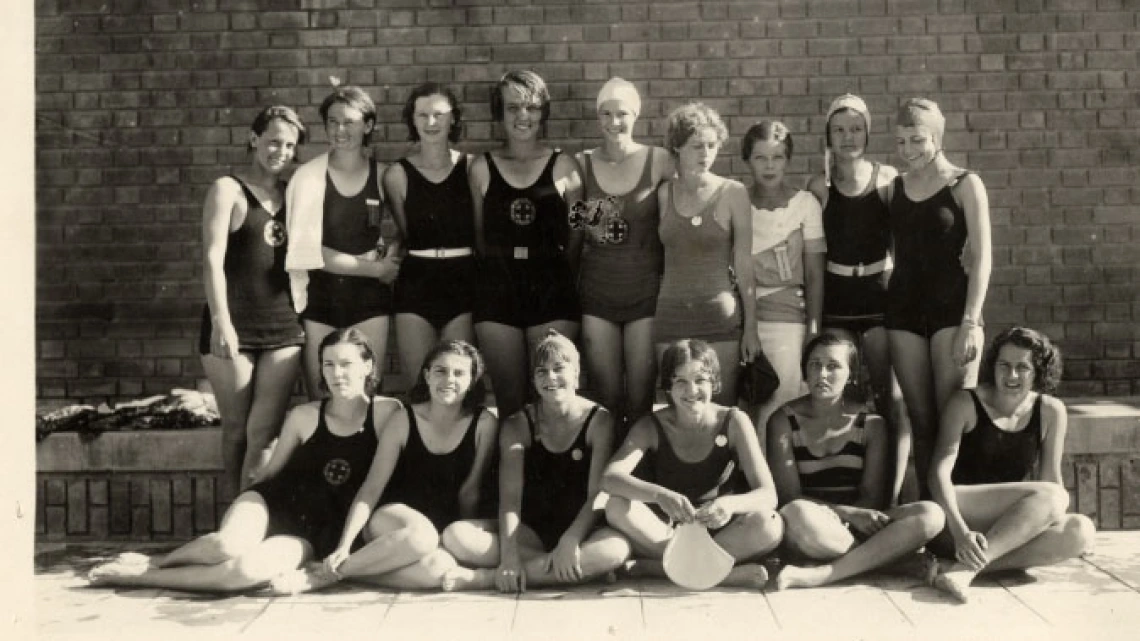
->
xmin=35 ymin=389 xmax=220 ymax=442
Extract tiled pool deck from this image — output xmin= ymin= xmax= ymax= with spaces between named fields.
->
xmin=34 ymin=531 xmax=1140 ymax=641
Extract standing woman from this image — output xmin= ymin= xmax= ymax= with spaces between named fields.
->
xmin=806 ymin=94 xmax=907 ymax=503
xmin=285 ymin=85 xmax=402 ymax=399
xmin=743 ymin=121 xmax=826 ymax=441
xmin=469 ymin=70 xmax=585 ymax=419
xmin=928 ymin=327 xmax=1095 ymax=602
xmin=438 ymin=331 xmax=632 ymax=592
xmin=886 ymin=98 xmax=991 ymax=495
xmin=654 ymin=103 xmax=758 ymax=404
xmin=386 ymin=83 xmax=477 ymax=385
xmin=200 ymin=105 xmax=307 ymax=494
xmin=573 ymin=78 xmax=673 ymax=429
xmin=89 ymin=329 xmax=403 ymax=592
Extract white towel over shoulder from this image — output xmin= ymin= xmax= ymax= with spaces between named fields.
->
xmin=284 ymin=152 xmax=330 ymax=313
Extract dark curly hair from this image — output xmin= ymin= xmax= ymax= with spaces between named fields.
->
xmin=800 ymin=333 xmax=864 ymax=402
xmin=979 ymin=326 xmax=1063 ymax=394
xmin=317 ymin=328 xmax=379 ymax=397
xmin=401 ymin=82 xmax=463 ymax=143
xmin=659 ymin=339 xmax=722 ymax=405
xmin=407 ymin=340 xmax=488 ymax=412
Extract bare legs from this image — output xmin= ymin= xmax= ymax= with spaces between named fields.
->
xmin=303 ymin=316 xmax=390 ymax=400
xmin=202 ymin=346 xmax=301 ymax=495
xmin=889 ymin=326 xmax=980 ymax=496
xmin=477 ymin=320 xmax=580 ymax=418
xmin=437 ymin=519 xmax=632 ymax=591
xmin=604 ymin=495 xmax=783 ymax=589
xmin=395 ymin=312 xmax=475 ymax=391
xmin=88 ymin=492 xmax=312 ymax=592
xmin=775 ymin=499 xmax=945 ymax=589
xmin=930 ymin=482 xmax=1096 ymax=602
xmin=582 ymin=315 xmax=657 ymax=439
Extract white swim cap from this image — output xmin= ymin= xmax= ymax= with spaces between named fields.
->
xmin=596 ymin=77 xmax=641 ymax=116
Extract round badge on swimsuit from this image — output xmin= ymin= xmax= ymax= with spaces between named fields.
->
xmin=263 ymin=220 xmax=287 ymax=247
xmin=571 ymin=448 xmax=583 ymax=461
xmin=323 ymin=459 xmax=352 ymax=486
xmin=510 ymin=197 xmax=537 ymax=226
xmin=601 ymin=215 xmax=629 ymax=244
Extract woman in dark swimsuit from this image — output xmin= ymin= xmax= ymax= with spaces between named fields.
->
xmin=199 ymin=106 xmax=308 ymax=495
xmin=89 ymin=329 xmax=402 ymax=592
xmin=928 ymin=327 xmax=1095 ymax=602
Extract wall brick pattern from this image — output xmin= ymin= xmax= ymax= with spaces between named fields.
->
xmin=34 ymin=0 xmax=1140 ymax=404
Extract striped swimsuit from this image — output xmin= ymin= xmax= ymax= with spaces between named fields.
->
xmin=785 ymin=408 xmax=867 ymax=505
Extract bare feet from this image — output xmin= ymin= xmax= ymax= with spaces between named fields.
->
xmin=88 ymin=560 xmax=151 ymax=585
xmin=720 ymin=563 xmax=770 ymax=589
xmin=440 ymin=567 xmax=495 ymax=592
xmin=931 ymin=562 xmax=977 ymax=603
xmin=772 ymin=564 xmax=828 ymax=590
xmin=269 ymin=563 xmax=341 ymax=595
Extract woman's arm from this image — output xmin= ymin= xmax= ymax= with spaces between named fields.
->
xmin=765 ymin=407 xmax=805 ymax=507
xmin=954 ymin=173 xmax=992 ymax=365
xmin=458 ymin=409 xmax=500 ymax=518
xmin=806 ymin=174 xmax=829 ymax=211
xmin=382 ymin=162 xmax=409 ymax=243
xmin=928 ymin=390 xmax=975 ymax=540
xmin=716 ymin=409 xmax=778 ymax=515
xmin=248 ymin=404 xmax=312 ymax=485
xmin=1036 ymin=395 xmax=1068 ymax=485
xmin=468 ymin=154 xmax=490 ymax=256
xmin=201 ymin=177 xmax=243 ymax=358
xmin=557 ymin=407 xmax=615 ymax=546
xmin=554 ymin=153 xmax=585 ymax=278
xmin=727 ymin=182 xmax=759 ymax=361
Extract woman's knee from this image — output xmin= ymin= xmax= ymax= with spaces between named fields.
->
xmin=905 ymin=501 xmax=947 ymax=540
xmin=1057 ymin=514 xmax=1096 ymax=557
xmin=737 ymin=509 xmax=785 ymax=557
xmin=368 ymin=505 xmax=440 ymax=556
xmin=588 ymin=528 xmax=633 ymax=570
xmin=603 ymin=495 xmax=635 ymax=528
xmin=419 ymin=548 xmax=459 ymax=580
xmin=439 ymin=521 xmax=484 ymax=559
xmin=778 ymin=500 xmax=848 ymax=560
xmin=1026 ymin=483 xmax=1070 ymax=522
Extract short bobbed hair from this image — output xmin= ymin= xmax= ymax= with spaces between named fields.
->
xmin=401 ymin=82 xmax=463 ymax=143
xmin=740 ymin=120 xmax=794 ymax=161
xmin=664 ymin=102 xmax=728 ymax=155
xmin=979 ymin=326 xmax=1063 ymax=394
xmin=318 ymin=85 xmax=378 ymax=145
xmin=800 ymin=333 xmax=863 ymax=400
xmin=317 ymin=328 xmax=379 ymax=397
xmin=490 ymin=70 xmax=551 ymax=125
xmin=659 ymin=339 xmax=722 ymax=404
xmin=407 ymin=339 xmax=488 ymax=412
xmin=250 ymin=105 xmax=307 ymax=147
xmin=533 ymin=329 xmax=580 ymax=371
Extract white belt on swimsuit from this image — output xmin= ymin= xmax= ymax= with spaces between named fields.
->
xmin=826 ymin=256 xmax=892 ymax=277
xmin=407 ymin=247 xmax=473 ymax=259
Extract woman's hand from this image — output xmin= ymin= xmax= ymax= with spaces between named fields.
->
xmin=375 ymin=253 xmax=403 ymax=285
xmin=740 ymin=327 xmax=762 ymax=363
xmin=695 ymin=499 xmax=732 ymax=530
xmin=844 ymin=507 xmax=891 ymax=537
xmin=654 ymin=488 xmax=697 ymax=524
xmin=952 ymin=323 xmax=984 ymax=368
xmin=322 ymin=546 xmax=351 ymax=576
xmin=546 ymin=538 xmax=583 ymax=583
xmin=495 ymin=553 xmax=526 ymax=593
xmin=952 ymin=530 xmax=989 ymax=571
xmin=210 ymin=320 xmax=240 ymax=360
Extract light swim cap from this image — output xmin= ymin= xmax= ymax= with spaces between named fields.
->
xmin=826 ymin=93 xmax=871 ymax=136
xmin=596 ymin=77 xmax=641 ymax=116
xmin=896 ymin=97 xmax=945 ymax=137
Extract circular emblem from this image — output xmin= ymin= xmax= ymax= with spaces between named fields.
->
xmin=323 ymin=458 xmax=352 ymax=486
xmin=714 ymin=435 xmax=728 ymax=447
xmin=602 ymin=216 xmax=629 ymax=244
xmin=569 ymin=201 xmax=589 ymax=230
xmin=571 ymin=448 xmax=584 ymax=461
xmin=690 ymin=215 xmax=703 ymax=227
xmin=510 ymin=198 xmax=536 ymax=226
xmin=263 ymin=220 xmax=287 ymax=247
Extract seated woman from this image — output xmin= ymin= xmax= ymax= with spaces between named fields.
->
xmin=766 ymin=334 xmax=944 ymax=590
xmin=928 ymin=326 xmax=1096 ymax=602
xmin=87 ymin=329 xmax=402 ymax=592
xmin=272 ymin=340 xmax=498 ymax=593
xmin=602 ymin=339 xmax=784 ymax=589
xmin=438 ymin=330 xmax=632 ymax=591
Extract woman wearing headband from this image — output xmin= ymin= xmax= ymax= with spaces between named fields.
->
xmin=807 ymin=94 xmax=908 ymax=503
xmin=886 ymin=98 xmax=992 ymax=497
xmin=573 ymin=78 xmax=674 ymax=432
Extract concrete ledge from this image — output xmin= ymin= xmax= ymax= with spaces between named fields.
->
xmin=36 ymin=428 xmax=223 ymax=473
xmin=1064 ymin=397 xmax=1140 ymax=454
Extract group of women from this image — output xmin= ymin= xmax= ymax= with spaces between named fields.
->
xmin=88 ymin=71 xmax=1095 ymax=603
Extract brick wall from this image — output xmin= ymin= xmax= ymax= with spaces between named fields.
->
xmin=34 ymin=0 xmax=1140 ymax=403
